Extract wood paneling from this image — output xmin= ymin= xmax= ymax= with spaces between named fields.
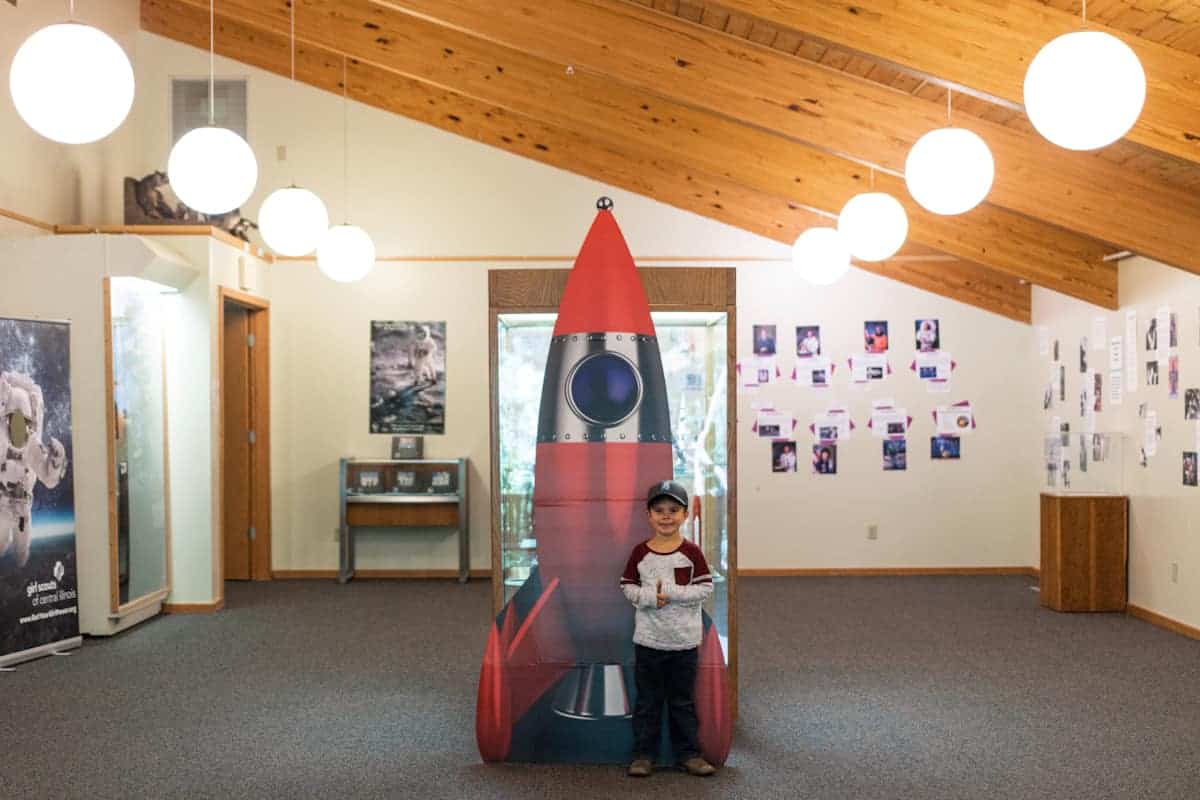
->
xmin=163 ymin=599 xmax=226 ymax=613
xmin=357 ymin=0 xmax=1179 ymax=287
xmin=1040 ymin=493 xmax=1128 ymax=612
xmin=709 ymin=0 xmax=1200 ymax=166
xmin=489 ymin=267 xmax=734 ymax=311
xmin=1127 ymin=603 xmax=1200 ymax=641
xmin=222 ymin=303 xmax=253 ymax=581
xmin=345 ymin=502 xmax=460 ymax=527
xmin=143 ymin=0 xmax=1102 ymax=311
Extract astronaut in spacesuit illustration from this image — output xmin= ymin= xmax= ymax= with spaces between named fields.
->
xmin=0 ymin=371 xmax=68 ymax=569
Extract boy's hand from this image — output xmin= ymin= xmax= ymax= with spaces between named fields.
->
xmin=656 ymin=579 xmax=669 ymax=608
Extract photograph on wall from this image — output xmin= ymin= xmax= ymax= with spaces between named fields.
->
xmin=370 ymin=321 xmax=447 ymax=435
xmin=812 ymin=444 xmax=837 ymax=474
xmin=1168 ymin=355 xmax=1180 ymax=400
xmin=1079 ymin=337 xmax=1088 ymax=373
xmin=1146 ymin=317 xmax=1157 ymax=351
xmin=883 ymin=439 xmax=907 ymax=471
xmin=771 ymin=441 xmax=798 ymax=473
xmin=931 ymin=435 xmax=961 ymax=460
xmin=1059 ymin=364 xmax=1066 ymax=401
xmin=864 ymin=321 xmax=889 ymax=353
xmin=1185 ymin=389 xmax=1200 ymax=420
xmin=1184 ymin=452 xmax=1198 ymax=487
xmin=755 ymin=408 xmax=792 ymax=439
xmin=1094 ymin=372 xmax=1103 ymax=413
xmin=795 ymin=325 xmax=821 ymax=357
xmin=915 ymin=319 xmax=940 ymax=353
xmin=0 ymin=318 xmax=77 ymax=665
xmin=1170 ymin=312 xmax=1179 ymax=348
xmin=794 ymin=356 xmax=832 ymax=388
xmin=934 ymin=402 xmax=975 ymax=435
xmin=752 ymin=324 xmax=777 ymax=356
xmin=1053 ymin=339 xmax=1060 ymax=362
xmin=1146 ymin=360 xmax=1159 ymax=387
xmin=1092 ymin=433 xmax=1110 ymax=463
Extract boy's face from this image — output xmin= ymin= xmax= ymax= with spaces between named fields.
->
xmin=646 ymin=498 xmax=687 ymax=538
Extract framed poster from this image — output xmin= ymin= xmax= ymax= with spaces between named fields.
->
xmin=370 ymin=321 xmax=446 ymax=434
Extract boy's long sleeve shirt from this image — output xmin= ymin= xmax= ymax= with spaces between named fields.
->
xmin=619 ymin=539 xmax=713 ymax=650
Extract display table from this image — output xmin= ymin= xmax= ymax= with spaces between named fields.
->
xmin=339 ymin=458 xmax=469 ymax=583
xmin=1039 ymin=493 xmax=1127 ymax=612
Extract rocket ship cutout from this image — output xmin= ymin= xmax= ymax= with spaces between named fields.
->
xmin=476 ymin=198 xmax=731 ymax=764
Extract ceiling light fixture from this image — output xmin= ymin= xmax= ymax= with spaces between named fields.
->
xmin=837 ymin=170 xmax=908 ymax=261
xmin=258 ymin=1 xmax=328 ymax=256
xmin=792 ymin=226 xmax=851 ymax=286
xmin=9 ymin=1 xmax=134 ymax=144
xmin=1023 ymin=0 xmax=1145 ymax=150
xmin=166 ymin=0 xmax=257 ymax=214
xmin=904 ymin=90 xmax=994 ymax=216
xmin=316 ymin=56 xmax=375 ymax=283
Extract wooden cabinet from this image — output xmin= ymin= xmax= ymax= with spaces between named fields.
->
xmin=1040 ymin=493 xmax=1128 ymax=612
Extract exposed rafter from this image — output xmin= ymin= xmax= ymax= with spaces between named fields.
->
xmin=153 ymin=0 xmax=1115 ymax=308
xmin=143 ymin=0 xmax=1032 ymax=320
xmin=708 ymin=0 xmax=1200 ymax=165
xmin=366 ymin=0 xmax=1200 ymax=285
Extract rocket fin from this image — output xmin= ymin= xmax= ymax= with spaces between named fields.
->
xmin=505 ymin=577 xmax=574 ymax=721
xmin=695 ymin=623 xmax=732 ymax=766
xmin=476 ymin=620 xmax=512 ymax=762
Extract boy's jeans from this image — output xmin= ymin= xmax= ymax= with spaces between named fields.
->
xmin=631 ymin=644 xmax=701 ymax=762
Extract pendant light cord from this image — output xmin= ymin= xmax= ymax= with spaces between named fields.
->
xmin=69 ymin=0 xmax=76 ymax=19
xmin=290 ymin=0 xmax=297 ymax=186
xmin=343 ymin=55 xmax=349 ymax=224
xmin=209 ymin=0 xmax=215 ymax=125
xmin=1082 ymin=0 xmax=1087 ymax=28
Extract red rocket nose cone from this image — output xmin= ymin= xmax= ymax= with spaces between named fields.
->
xmin=553 ymin=205 xmax=655 ymax=336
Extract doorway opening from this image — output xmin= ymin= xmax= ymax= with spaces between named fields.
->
xmin=219 ymin=288 xmax=271 ymax=589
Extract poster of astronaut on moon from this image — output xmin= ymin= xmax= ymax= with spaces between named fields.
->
xmin=0 ymin=318 xmax=78 ymax=665
xmin=370 ymin=321 xmax=446 ymax=435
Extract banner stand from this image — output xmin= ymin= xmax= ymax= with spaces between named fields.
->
xmin=0 ymin=636 xmax=82 ymax=669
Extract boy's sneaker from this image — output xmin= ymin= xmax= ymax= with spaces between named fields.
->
xmin=627 ymin=758 xmax=653 ymax=777
xmin=681 ymin=756 xmax=716 ymax=776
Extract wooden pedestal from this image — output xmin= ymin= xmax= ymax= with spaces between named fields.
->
xmin=1040 ymin=493 xmax=1128 ymax=612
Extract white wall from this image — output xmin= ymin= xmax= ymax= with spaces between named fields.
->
xmin=737 ymin=265 xmax=1039 ymax=569
xmin=0 ymin=0 xmax=140 ymax=226
xmin=1033 ymin=259 xmax=1200 ymax=630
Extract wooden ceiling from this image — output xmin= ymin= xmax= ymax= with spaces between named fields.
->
xmin=139 ymin=0 xmax=1200 ymax=322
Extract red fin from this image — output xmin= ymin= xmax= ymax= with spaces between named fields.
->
xmin=505 ymin=577 xmax=574 ymax=721
xmin=695 ymin=625 xmax=732 ymax=765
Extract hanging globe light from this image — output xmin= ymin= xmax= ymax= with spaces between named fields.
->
xmin=167 ymin=126 xmax=258 ymax=215
xmin=904 ymin=128 xmax=994 ymax=216
xmin=1024 ymin=31 xmax=1145 ymax=151
xmin=258 ymin=187 xmax=329 ymax=256
xmin=837 ymin=192 xmax=909 ymax=261
xmin=317 ymin=224 xmax=375 ymax=282
xmin=792 ymin=227 xmax=851 ymax=286
xmin=9 ymin=22 xmax=134 ymax=144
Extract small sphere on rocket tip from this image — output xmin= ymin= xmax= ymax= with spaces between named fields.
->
xmin=596 ymin=196 xmax=613 ymax=210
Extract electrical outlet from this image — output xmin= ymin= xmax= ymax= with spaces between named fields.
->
xmin=867 ymin=524 xmax=878 ymax=541
xmin=1170 ymin=561 xmax=1179 ymax=584
xmin=276 ymin=144 xmax=288 ymax=162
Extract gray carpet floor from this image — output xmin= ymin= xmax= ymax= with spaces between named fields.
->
xmin=2 ymin=576 xmax=1198 ymax=799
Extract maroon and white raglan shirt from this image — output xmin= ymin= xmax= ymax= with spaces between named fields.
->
xmin=619 ymin=539 xmax=714 ymax=651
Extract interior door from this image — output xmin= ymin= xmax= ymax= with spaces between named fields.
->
xmin=223 ymin=302 xmax=252 ymax=580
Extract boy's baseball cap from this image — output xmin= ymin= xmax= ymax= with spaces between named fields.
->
xmin=646 ymin=479 xmax=688 ymax=508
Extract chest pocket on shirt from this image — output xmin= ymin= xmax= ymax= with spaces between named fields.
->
xmin=674 ymin=566 xmax=693 ymax=587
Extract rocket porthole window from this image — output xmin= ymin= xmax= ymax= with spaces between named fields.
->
xmin=566 ymin=352 xmax=643 ymax=427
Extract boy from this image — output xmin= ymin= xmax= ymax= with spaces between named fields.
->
xmin=619 ymin=480 xmax=716 ymax=778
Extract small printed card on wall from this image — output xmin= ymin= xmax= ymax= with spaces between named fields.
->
xmin=792 ymin=356 xmax=834 ymax=388
xmin=911 ymin=351 xmax=955 ymax=393
xmin=868 ymin=403 xmax=911 ymax=439
xmin=753 ymin=408 xmax=795 ymax=438
xmin=933 ymin=401 xmax=975 ymax=435
xmin=738 ymin=355 xmax=781 ymax=390
xmin=848 ymin=353 xmax=889 ymax=385
xmin=810 ymin=408 xmax=854 ymax=443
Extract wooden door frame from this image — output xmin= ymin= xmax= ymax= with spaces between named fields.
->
xmin=487 ymin=266 xmax=738 ymax=718
xmin=103 ymin=277 xmax=174 ymax=617
xmin=217 ymin=287 xmax=272 ymax=597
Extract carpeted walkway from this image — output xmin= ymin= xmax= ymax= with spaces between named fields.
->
xmin=2 ymin=576 xmax=1197 ymax=799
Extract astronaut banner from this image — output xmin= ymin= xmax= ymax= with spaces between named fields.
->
xmin=0 ymin=318 xmax=77 ymax=665
xmin=369 ymin=321 xmax=446 ymax=435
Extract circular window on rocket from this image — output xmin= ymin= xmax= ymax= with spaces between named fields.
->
xmin=566 ymin=352 xmax=643 ymax=427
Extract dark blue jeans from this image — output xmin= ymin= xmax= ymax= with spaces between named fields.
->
xmin=632 ymin=644 xmax=700 ymax=762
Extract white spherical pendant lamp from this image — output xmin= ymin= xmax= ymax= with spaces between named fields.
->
xmin=1024 ymin=30 xmax=1145 ymax=151
xmin=317 ymin=224 xmax=375 ymax=282
xmin=792 ymin=227 xmax=851 ymax=286
xmin=259 ymin=187 xmax=329 ymax=256
xmin=837 ymin=192 xmax=909 ymax=261
xmin=904 ymin=128 xmax=994 ymax=216
xmin=167 ymin=126 xmax=258 ymax=215
xmin=9 ymin=23 xmax=134 ymax=144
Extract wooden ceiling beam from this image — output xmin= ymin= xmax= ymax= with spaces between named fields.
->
xmin=359 ymin=0 xmax=1200 ymax=283
xmin=163 ymin=0 xmax=1114 ymax=307
xmin=142 ymin=0 xmax=1031 ymax=321
xmin=710 ymin=0 xmax=1200 ymax=165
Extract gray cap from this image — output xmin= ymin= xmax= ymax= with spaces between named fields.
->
xmin=646 ymin=479 xmax=688 ymax=508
